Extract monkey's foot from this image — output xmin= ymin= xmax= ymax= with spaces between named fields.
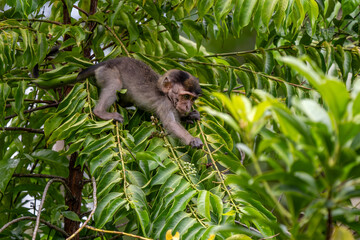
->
xmin=94 ymin=110 xmax=124 ymax=123
xmin=190 ymin=137 xmax=203 ymax=149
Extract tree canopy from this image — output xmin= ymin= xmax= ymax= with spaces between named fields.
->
xmin=1 ymin=0 xmax=360 ymax=239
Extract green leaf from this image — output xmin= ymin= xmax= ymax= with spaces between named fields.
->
xmin=95 ymin=192 xmax=126 ymax=228
xmin=198 ymin=0 xmax=215 ymax=18
xmin=127 ymin=170 xmax=147 ymax=187
xmin=238 ymin=0 xmax=258 ymax=27
xmin=14 ymin=81 xmax=26 ymax=120
xmin=80 ymin=134 xmax=115 ymax=157
xmin=262 ymin=0 xmax=279 ymax=28
xmin=0 ymin=83 xmax=10 ymax=127
xmin=341 ymin=0 xmax=360 ymax=16
xmin=97 ymin=171 xmax=121 ymax=197
xmin=182 ymin=20 xmax=205 ymax=49
xmin=136 ymin=151 xmax=164 ymax=167
xmin=158 ymin=211 xmax=189 ymax=240
xmin=62 ymin=211 xmax=81 ymax=222
xmin=273 ymin=0 xmax=289 ymax=30
xmin=173 ymin=218 xmax=197 ymax=237
xmin=32 ymin=149 xmax=69 ymax=177
xmin=292 ymin=98 xmax=332 ymax=131
xmin=37 ymin=33 xmax=48 ymax=63
xmin=151 ymin=162 xmax=179 ymax=186
xmin=203 ymin=120 xmax=233 ymax=149
xmin=90 ymin=148 xmax=115 ymax=175
xmin=272 ymin=106 xmax=312 ymax=143
xmin=184 ymin=0 xmax=198 ymax=13
xmin=167 ymin=188 xmax=197 ymax=217
xmin=128 ymin=185 xmax=150 ymax=235
xmin=263 ymin=51 xmax=274 ymax=75
xmin=197 ymin=190 xmax=211 ymax=221
xmin=0 ymin=158 xmax=20 ymax=194
xmin=307 ymin=0 xmax=319 ymax=32
xmin=47 ymin=113 xmax=88 ymax=144
xmin=215 ymin=0 xmax=233 ymax=23
xmin=210 ymin=193 xmax=223 ymax=222
xmin=120 ymin=11 xmax=139 ymax=42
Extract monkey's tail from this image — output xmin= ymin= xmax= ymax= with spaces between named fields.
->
xmin=76 ymin=64 xmax=99 ymax=81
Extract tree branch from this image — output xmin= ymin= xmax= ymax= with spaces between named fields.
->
xmin=13 ymin=18 xmax=63 ymax=25
xmin=2 ymin=127 xmax=44 ymax=134
xmin=32 ymin=178 xmax=69 ymax=240
xmin=5 ymin=103 xmax=59 ymax=120
xmin=84 ymin=225 xmax=153 ymax=240
xmin=180 ymin=59 xmax=313 ymax=91
xmin=0 ymin=216 xmax=69 ymax=237
xmin=13 ymin=173 xmax=66 ymax=181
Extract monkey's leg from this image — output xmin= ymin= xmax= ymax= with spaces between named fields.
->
xmin=93 ymin=67 xmax=124 ymax=122
xmin=93 ymin=85 xmax=124 ymax=122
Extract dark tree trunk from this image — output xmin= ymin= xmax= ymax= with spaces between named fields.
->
xmin=84 ymin=0 xmax=98 ymax=58
xmin=64 ymin=153 xmax=83 ymax=239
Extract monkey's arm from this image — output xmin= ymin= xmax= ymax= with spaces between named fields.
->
xmin=160 ymin=112 xmax=203 ymax=149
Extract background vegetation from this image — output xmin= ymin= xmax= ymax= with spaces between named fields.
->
xmin=1 ymin=0 xmax=360 ymax=239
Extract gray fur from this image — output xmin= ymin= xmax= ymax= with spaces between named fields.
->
xmin=77 ymin=57 xmax=203 ymax=148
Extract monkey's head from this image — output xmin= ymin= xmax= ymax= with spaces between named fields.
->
xmin=159 ymin=70 xmax=201 ymax=117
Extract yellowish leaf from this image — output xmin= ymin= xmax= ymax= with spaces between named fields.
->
xmin=331 ymin=226 xmax=354 ymax=240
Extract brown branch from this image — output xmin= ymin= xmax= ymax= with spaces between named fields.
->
xmin=73 ymin=5 xmax=89 ymax=16
xmin=13 ymin=173 xmax=66 ymax=181
xmin=2 ymin=127 xmax=44 ymax=134
xmin=5 ymin=103 xmax=59 ymax=120
xmin=13 ymin=18 xmax=63 ymax=25
xmin=66 ymin=177 xmax=97 ymax=240
xmin=180 ymin=59 xmax=313 ymax=91
xmin=32 ymin=178 xmax=69 ymax=240
xmin=203 ymin=44 xmax=357 ymax=58
xmin=0 ymin=216 xmax=69 ymax=237
xmin=6 ymin=99 xmax=56 ymax=108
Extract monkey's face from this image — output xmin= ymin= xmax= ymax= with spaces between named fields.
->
xmin=174 ymin=91 xmax=198 ymax=117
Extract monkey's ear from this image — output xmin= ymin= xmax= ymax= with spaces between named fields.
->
xmin=162 ymin=76 xmax=173 ymax=93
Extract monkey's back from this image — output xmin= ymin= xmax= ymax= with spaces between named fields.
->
xmin=102 ymin=57 xmax=167 ymax=112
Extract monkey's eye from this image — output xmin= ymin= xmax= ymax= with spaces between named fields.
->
xmin=182 ymin=94 xmax=191 ymax=100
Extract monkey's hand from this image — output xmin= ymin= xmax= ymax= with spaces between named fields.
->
xmin=190 ymin=137 xmax=203 ymax=149
xmin=181 ymin=110 xmax=200 ymax=124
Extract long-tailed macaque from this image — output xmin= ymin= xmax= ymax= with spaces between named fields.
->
xmin=77 ymin=57 xmax=203 ymax=149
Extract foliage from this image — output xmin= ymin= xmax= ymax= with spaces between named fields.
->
xmin=0 ymin=0 xmax=360 ymax=239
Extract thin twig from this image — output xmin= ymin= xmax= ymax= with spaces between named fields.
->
xmin=66 ymin=177 xmax=97 ymax=240
xmin=85 ymin=225 xmax=153 ymax=240
xmin=180 ymin=59 xmax=313 ymax=91
xmin=73 ymin=5 xmax=89 ymax=16
xmin=2 ymin=127 xmax=44 ymax=134
xmin=0 ymin=216 xmax=69 ymax=237
xmin=32 ymin=178 xmax=69 ymax=240
xmin=13 ymin=173 xmax=66 ymax=181
xmin=116 ymin=122 xmax=130 ymax=201
xmin=104 ymin=26 xmax=130 ymax=57
xmin=5 ymin=103 xmax=59 ymax=120
xmin=234 ymin=220 xmax=262 ymax=235
xmin=12 ymin=18 xmax=63 ymax=25
xmin=196 ymin=121 xmax=243 ymax=216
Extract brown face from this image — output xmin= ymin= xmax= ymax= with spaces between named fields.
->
xmin=175 ymin=91 xmax=198 ymax=116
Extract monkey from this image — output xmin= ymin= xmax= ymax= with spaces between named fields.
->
xmin=76 ymin=57 xmax=203 ymax=149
